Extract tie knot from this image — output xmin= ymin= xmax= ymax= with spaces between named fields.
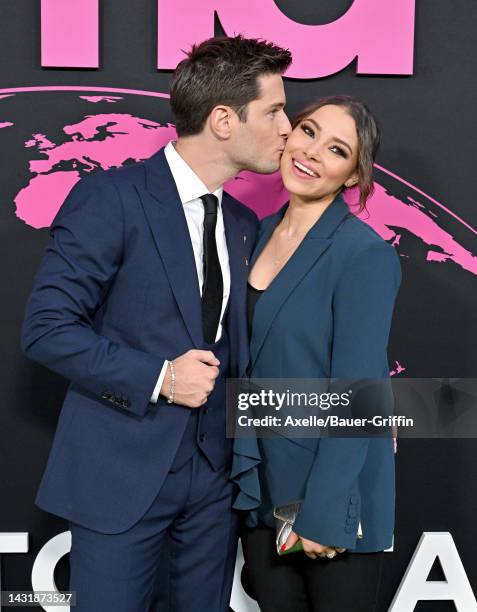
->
xmin=201 ymin=193 xmax=219 ymax=215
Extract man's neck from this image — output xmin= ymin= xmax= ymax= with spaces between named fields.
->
xmin=174 ymin=136 xmax=238 ymax=193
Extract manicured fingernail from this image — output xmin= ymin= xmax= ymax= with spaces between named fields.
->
xmin=280 ymin=544 xmax=287 ymax=551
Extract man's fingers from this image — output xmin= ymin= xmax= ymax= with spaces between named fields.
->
xmin=194 ymin=350 xmax=220 ymax=366
xmin=208 ymin=365 xmax=220 ymax=379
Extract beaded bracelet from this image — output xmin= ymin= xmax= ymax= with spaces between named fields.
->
xmin=167 ymin=360 xmax=175 ymax=404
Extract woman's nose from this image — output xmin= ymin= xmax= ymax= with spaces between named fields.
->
xmin=304 ymin=143 xmax=320 ymax=161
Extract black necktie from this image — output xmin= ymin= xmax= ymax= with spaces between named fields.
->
xmin=201 ymin=193 xmax=223 ymax=344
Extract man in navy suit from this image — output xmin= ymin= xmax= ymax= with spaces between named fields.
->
xmin=21 ymin=36 xmax=291 ymax=611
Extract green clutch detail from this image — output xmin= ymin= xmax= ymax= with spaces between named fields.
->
xmin=279 ymin=539 xmax=304 ymax=556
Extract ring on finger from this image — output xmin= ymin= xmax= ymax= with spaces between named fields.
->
xmin=326 ymin=550 xmax=337 ymax=559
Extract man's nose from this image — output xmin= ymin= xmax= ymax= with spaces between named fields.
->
xmin=279 ymin=111 xmax=292 ymax=137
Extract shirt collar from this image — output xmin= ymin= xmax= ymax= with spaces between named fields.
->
xmin=164 ymin=141 xmax=223 ymax=207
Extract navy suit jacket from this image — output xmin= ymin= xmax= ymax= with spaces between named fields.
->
xmin=21 ymin=147 xmax=258 ymax=534
xmin=232 ymin=195 xmax=401 ymax=552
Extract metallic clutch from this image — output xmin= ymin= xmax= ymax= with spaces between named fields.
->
xmin=273 ymin=501 xmax=304 ymax=555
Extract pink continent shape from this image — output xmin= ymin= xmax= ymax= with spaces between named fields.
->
xmin=80 ymin=96 xmax=123 ymax=103
xmin=16 ymin=172 xmax=81 ymax=229
xmin=15 ymin=114 xmax=176 ymax=228
xmin=344 ymin=184 xmax=477 ymax=275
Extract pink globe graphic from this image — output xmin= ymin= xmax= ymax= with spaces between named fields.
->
xmin=1 ymin=86 xmax=476 ymax=378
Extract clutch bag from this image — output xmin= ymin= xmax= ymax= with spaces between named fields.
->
xmin=273 ymin=501 xmax=304 ymax=555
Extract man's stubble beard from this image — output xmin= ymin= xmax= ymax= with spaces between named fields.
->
xmin=235 ymin=150 xmax=281 ymax=176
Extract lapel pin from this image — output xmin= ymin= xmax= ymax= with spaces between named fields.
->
xmin=243 ymin=234 xmax=247 ymax=242
xmin=245 ymin=257 xmax=249 ymax=266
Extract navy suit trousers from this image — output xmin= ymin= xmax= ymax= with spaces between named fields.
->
xmin=69 ymin=451 xmax=239 ymax=612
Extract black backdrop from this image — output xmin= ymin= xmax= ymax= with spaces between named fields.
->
xmin=1 ymin=1 xmax=477 ymax=610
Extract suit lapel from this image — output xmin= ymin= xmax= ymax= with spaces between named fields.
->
xmin=141 ymin=148 xmax=204 ymax=347
xmin=250 ymin=196 xmax=351 ymax=370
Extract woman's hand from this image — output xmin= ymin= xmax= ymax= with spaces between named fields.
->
xmin=284 ymin=530 xmax=346 ymax=560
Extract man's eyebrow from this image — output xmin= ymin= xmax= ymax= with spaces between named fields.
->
xmin=268 ymin=102 xmax=285 ymax=110
xmin=305 ymin=117 xmax=353 ymax=154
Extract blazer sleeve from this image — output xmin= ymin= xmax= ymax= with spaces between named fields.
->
xmin=293 ymin=240 xmax=401 ymax=548
xmin=21 ymin=173 xmax=165 ymax=418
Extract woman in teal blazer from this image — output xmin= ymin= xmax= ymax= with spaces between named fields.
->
xmin=232 ymin=96 xmax=401 ymax=611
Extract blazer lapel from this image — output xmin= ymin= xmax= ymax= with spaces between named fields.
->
xmin=250 ymin=195 xmax=351 ymax=370
xmin=141 ymin=148 xmax=204 ymax=347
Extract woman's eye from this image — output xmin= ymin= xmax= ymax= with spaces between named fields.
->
xmin=330 ymin=145 xmax=347 ymax=158
xmin=300 ymin=124 xmax=314 ymax=137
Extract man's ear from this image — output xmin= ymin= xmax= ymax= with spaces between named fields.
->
xmin=208 ymin=105 xmax=235 ymax=140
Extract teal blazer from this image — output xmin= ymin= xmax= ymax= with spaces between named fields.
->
xmin=232 ymin=194 xmax=401 ymax=552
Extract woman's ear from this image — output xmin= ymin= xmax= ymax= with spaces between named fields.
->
xmin=344 ymin=173 xmax=359 ymax=188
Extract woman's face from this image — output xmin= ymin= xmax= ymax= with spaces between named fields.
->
xmin=280 ymin=104 xmax=359 ymax=202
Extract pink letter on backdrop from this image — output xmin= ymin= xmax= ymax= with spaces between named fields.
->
xmin=41 ymin=0 xmax=99 ymax=68
xmin=157 ymin=0 xmax=415 ymax=77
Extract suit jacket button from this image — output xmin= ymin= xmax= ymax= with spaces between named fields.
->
xmin=199 ymin=433 xmax=207 ymax=442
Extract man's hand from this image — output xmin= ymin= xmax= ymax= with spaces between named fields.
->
xmin=283 ymin=530 xmax=346 ymax=560
xmin=160 ymin=349 xmax=220 ymax=408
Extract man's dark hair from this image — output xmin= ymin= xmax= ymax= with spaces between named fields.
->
xmin=170 ymin=35 xmax=292 ymax=137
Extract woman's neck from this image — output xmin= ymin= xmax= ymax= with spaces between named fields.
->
xmin=281 ymin=192 xmax=338 ymax=237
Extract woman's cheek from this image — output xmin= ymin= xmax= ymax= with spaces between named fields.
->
xmin=328 ymin=160 xmax=348 ymax=182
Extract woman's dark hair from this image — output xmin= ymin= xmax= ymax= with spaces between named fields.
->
xmin=291 ymin=95 xmax=381 ymax=212
xmin=170 ymin=35 xmax=292 ymax=137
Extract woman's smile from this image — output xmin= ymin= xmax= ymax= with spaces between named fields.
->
xmin=291 ymin=158 xmax=320 ymax=180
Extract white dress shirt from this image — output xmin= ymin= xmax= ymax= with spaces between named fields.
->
xmin=150 ymin=141 xmax=231 ymax=403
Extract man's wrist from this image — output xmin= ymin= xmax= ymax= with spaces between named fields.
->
xmin=151 ymin=360 xmax=169 ymax=403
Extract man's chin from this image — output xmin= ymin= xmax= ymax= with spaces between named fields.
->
xmin=250 ymin=161 xmax=280 ymax=175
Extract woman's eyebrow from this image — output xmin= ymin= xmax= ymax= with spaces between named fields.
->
xmin=305 ymin=117 xmax=353 ymax=154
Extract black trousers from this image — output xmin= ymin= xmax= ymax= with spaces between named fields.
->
xmin=241 ymin=524 xmax=384 ymax=612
